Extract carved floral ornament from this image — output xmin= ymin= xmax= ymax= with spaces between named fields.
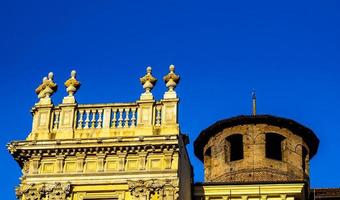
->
xmin=16 ymin=182 xmax=71 ymax=200
xmin=128 ymin=179 xmax=179 ymax=200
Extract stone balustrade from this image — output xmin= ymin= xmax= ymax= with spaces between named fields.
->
xmin=28 ymin=66 xmax=180 ymax=140
xmin=29 ymin=99 xmax=178 ymax=140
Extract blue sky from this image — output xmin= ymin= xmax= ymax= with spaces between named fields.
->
xmin=1 ymin=1 xmax=339 ymax=199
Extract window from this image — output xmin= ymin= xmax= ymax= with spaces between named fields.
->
xmin=204 ymin=147 xmax=212 ymax=167
xmin=265 ymin=133 xmax=285 ymax=161
xmin=226 ymin=134 xmax=243 ymax=161
xmin=302 ymin=146 xmax=308 ymax=172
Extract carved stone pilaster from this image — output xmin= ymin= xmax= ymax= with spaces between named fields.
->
xmin=128 ymin=179 xmax=180 ymax=200
xmin=16 ymin=183 xmax=45 ymax=200
xmin=45 ymin=182 xmax=71 ymax=200
xmin=164 ymin=180 xmax=179 ymax=200
xmin=128 ymin=180 xmax=165 ymax=200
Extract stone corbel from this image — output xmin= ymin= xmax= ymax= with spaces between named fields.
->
xmin=117 ymin=152 xmax=127 ymax=171
xmin=76 ymin=153 xmax=86 ymax=173
xmin=96 ymin=153 xmax=107 ymax=172
xmin=138 ymin=151 xmax=148 ymax=170
xmin=163 ymin=150 xmax=174 ymax=169
xmin=29 ymin=155 xmax=41 ymax=174
xmin=55 ymin=155 xmax=65 ymax=173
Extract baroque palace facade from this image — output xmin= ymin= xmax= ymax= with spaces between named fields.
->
xmin=7 ymin=66 xmax=340 ymax=200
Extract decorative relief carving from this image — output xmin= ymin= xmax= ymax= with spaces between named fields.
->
xmin=16 ymin=184 xmax=45 ymax=200
xmin=16 ymin=182 xmax=71 ymax=200
xmin=128 ymin=179 xmax=179 ymax=200
xmin=45 ymin=182 xmax=71 ymax=200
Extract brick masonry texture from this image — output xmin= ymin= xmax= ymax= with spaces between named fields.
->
xmin=203 ymin=124 xmax=310 ymax=183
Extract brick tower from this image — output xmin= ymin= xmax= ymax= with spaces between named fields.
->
xmin=193 ymin=94 xmax=319 ymax=199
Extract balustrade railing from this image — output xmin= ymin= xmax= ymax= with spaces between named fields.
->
xmin=29 ymin=66 xmax=180 ymax=140
xmin=75 ymin=104 xmax=138 ymax=129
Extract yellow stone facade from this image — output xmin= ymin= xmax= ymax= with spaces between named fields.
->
xmin=8 ymin=66 xmax=319 ymax=200
xmin=9 ymin=67 xmax=192 ymax=200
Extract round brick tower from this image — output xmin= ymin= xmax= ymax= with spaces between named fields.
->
xmin=194 ymin=115 xmax=319 ymax=183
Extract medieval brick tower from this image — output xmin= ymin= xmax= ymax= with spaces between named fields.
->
xmin=8 ymin=66 xmax=192 ymax=200
xmin=193 ymin=95 xmax=319 ymax=199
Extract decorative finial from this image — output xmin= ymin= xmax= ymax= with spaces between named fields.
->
xmin=35 ymin=72 xmax=57 ymax=105
xmin=64 ymin=70 xmax=81 ymax=97
xmin=139 ymin=66 xmax=157 ymax=100
xmin=63 ymin=70 xmax=81 ymax=103
xmin=252 ymin=90 xmax=256 ymax=116
xmin=163 ymin=64 xmax=180 ymax=99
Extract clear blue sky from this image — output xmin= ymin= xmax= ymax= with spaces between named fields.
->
xmin=1 ymin=1 xmax=339 ymax=199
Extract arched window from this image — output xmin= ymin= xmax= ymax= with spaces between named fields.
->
xmin=226 ymin=134 xmax=243 ymax=161
xmin=265 ymin=133 xmax=285 ymax=161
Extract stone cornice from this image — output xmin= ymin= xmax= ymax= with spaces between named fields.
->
xmin=8 ymin=135 xmax=179 ymax=166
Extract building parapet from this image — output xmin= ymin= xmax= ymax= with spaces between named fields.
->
xmin=27 ymin=66 xmax=181 ymax=140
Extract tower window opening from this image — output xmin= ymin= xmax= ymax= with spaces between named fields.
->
xmin=302 ymin=146 xmax=308 ymax=172
xmin=204 ymin=147 xmax=212 ymax=167
xmin=226 ymin=134 xmax=243 ymax=161
xmin=265 ymin=133 xmax=285 ymax=161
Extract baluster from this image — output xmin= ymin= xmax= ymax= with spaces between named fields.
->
xmin=131 ymin=107 xmax=136 ymax=127
xmin=91 ymin=109 xmax=96 ymax=128
xmin=77 ymin=110 xmax=84 ymax=129
xmin=124 ymin=108 xmax=130 ymax=128
xmin=84 ymin=109 xmax=90 ymax=129
xmin=53 ymin=111 xmax=60 ymax=130
xmin=111 ymin=109 xmax=117 ymax=128
xmin=97 ymin=109 xmax=103 ymax=128
xmin=155 ymin=105 xmax=161 ymax=126
xmin=117 ymin=109 xmax=123 ymax=128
